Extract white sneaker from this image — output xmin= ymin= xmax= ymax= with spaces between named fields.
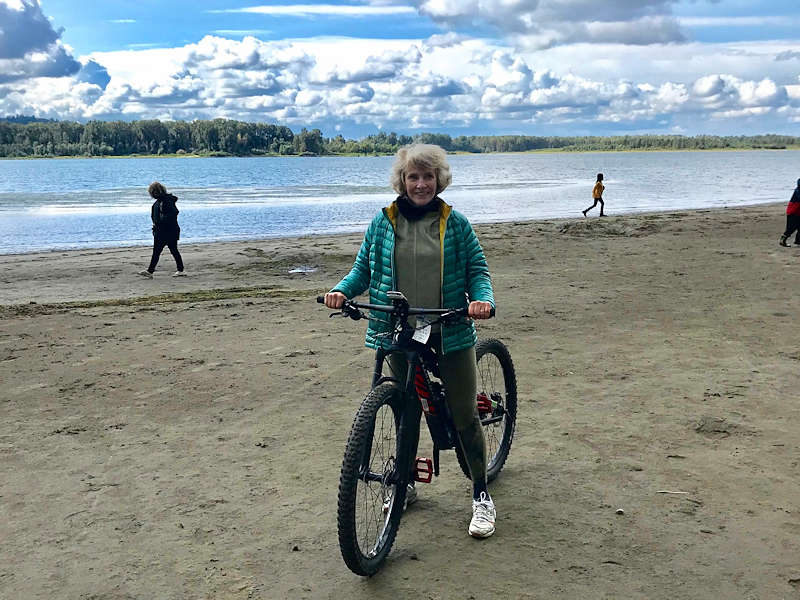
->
xmin=405 ymin=483 xmax=418 ymax=508
xmin=383 ymin=483 xmax=417 ymax=513
xmin=172 ymin=270 xmax=187 ymax=277
xmin=469 ymin=492 xmax=496 ymax=538
xmin=138 ymin=270 xmax=153 ymax=279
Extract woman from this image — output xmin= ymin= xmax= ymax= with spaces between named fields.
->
xmin=582 ymin=172 xmax=605 ymax=217
xmin=138 ymin=181 xmax=185 ymax=278
xmin=779 ymin=178 xmax=800 ymax=247
xmin=324 ymin=144 xmax=497 ymax=538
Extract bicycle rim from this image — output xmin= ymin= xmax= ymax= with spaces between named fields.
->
xmin=337 ymin=383 xmax=408 ymax=576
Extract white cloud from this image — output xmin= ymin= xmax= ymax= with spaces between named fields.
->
xmin=651 ymin=82 xmax=690 ymax=112
xmin=295 ymin=89 xmax=324 ymax=106
xmin=2 ymin=33 xmax=799 ymax=135
xmin=313 ymin=46 xmax=420 ymax=84
xmin=0 ymin=77 xmax=106 ymax=120
xmin=2 ymin=0 xmax=799 ymax=137
xmin=692 ymin=74 xmax=788 ymax=111
xmin=581 ymin=16 xmax=685 ymax=45
xmin=776 ymin=50 xmax=800 ymax=61
xmin=332 ymin=83 xmax=375 ymax=104
xmin=0 ymin=0 xmax=80 ymax=81
xmin=738 ymin=78 xmax=787 ymax=107
xmin=486 ymin=52 xmax=533 ymax=92
xmin=210 ymin=4 xmax=415 ymax=17
xmin=402 ymin=0 xmax=689 ymax=48
xmin=517 ymin=40 xmax=800 ymax=88
xmin=0 ymin=0 xmax=58 ymax=57
xmin=678 ymin=16 xmax=800 ymax=28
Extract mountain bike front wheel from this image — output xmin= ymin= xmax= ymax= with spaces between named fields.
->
xmin=456 ymin=337 xmax=518 ymax=482
xmin=337 ymin=382 xmax=411 ymax=576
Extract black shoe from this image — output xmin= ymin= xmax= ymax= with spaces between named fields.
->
xmin=780 ymin=236 xmax=790 ymax=247
xmin=581 ymin=210 xmax=587 ymax=217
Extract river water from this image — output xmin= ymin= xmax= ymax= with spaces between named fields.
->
xmin=0 ymin=150 xmax=795 ymax=254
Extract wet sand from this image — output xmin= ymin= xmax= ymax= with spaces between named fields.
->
xmin=2 ymin=203 xmax=800 ymax=599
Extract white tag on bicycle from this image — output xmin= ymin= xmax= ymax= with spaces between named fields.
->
xmin=412 ymin=320 xmax=431 ymax=344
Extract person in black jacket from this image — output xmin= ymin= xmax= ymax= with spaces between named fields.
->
xmin=779 ymin=178 xmax=800 ymax=247
xmin=138 ymin=181 xmax=185 ymax=278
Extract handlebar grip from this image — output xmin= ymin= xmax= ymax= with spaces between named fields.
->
xmin=490 ymin=307 xmax=496 ymax=317
xmin=316 ymin=296 xmax=325 ymax=303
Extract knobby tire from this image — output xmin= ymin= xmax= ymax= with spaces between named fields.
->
xmin=337 ymin=382 xmax=411 ymax=576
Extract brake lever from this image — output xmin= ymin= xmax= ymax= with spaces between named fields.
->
xmin=329 ymin=306 xmax=365 ymax=320
xmin=439 ymin=308 xmax=468 ymax=323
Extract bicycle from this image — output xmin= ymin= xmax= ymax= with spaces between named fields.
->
xmin=318 ymin=291 xmax=517 ymax=576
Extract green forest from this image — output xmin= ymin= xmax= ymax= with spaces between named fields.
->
xmin=1 ymin=116 xmax=798 ymax=158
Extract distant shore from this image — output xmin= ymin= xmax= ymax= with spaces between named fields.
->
xmin=3 ymin=145 xmax=800 ymax=161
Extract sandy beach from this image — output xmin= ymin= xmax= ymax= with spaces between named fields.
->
xmin=2 ymin=203 xmax=800 ymax=599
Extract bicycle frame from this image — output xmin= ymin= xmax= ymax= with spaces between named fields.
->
xmin=367 ymin=295 xmax=469 ymax=482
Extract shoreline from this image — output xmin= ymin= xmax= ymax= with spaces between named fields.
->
xmin=0 ymin=200 xmax=786 ymax=260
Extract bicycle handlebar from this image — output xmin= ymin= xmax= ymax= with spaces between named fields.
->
xmin=316 ymin=295 xmax=495 ymax=321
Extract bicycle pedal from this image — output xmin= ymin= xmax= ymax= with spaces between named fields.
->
xmin=476 ymin=393 xmax=493 ymax=414
xmin=413 ymin=457 xmax=433 ymax=483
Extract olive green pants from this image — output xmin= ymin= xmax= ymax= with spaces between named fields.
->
xmin=386 ymin=333 xmax=487 ymax=484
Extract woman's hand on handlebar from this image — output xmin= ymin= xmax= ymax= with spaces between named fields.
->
xmin=325 ymin=291 xmax=347 ymax=309
xmin=468 ymin=300 xmax=493 ymax=320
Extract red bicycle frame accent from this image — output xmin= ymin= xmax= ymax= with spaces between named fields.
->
xmin=414 ymin=365 xmax=436 ymax=413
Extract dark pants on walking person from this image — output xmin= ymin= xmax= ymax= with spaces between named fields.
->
xmin=783 ymin=214 xmax=800 ymax=244
xmin=584 ymin=197 xmax=604 ymax=216
xmin=148 ymin=236 xmax=183 ymax=273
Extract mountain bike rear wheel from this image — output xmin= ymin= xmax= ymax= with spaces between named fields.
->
xmin=337 ymin=382 xmax=411 ymax=576
xmin=456 ymin=338 xmax=517 ymax=482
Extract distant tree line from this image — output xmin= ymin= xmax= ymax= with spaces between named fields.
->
xmin=1 ymin=116 xmax=798 ymax=158
xmin=2 ymin=114 xmax=57 ymax=124
xmin=0 ymin=118 xmax=301 ymax=158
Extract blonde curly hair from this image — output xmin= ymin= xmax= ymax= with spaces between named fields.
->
xmin=148 ymin=181 xmax=167 ymax=199
xmin=389 ymin=144 xmax=452 ymax=195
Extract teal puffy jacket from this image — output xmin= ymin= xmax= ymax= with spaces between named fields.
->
xmin=332 ymin=199 xmax=495 ymax=354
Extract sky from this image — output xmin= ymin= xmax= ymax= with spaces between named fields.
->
xmin=1 ymin=0 xmax=799 ymax=138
